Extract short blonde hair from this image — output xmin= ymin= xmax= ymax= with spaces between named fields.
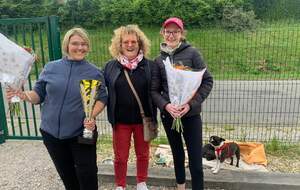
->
xmin=109 ymin=25 xmax=150 ymax=58
xmin=62 ymin=27 xmax=90 ymax=56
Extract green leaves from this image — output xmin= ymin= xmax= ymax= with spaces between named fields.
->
xmin=172 ymin=118 xmax=183 ymax=133
xmin=1 ymin=0 xmax=299 ymax=29
xmin=0 ymin=0 xmax=45 ymax=19
xmin=9 ymin=102 xmax=22 ymax=117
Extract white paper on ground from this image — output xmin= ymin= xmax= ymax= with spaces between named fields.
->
xmin=155 ymin=144 xmax=268 ymax=172
xmin=203 ymin=158 xmax=268 ymax=172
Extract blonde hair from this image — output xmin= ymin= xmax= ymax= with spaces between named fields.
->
xmin=109 ymin=24 xmax=150 ymax=58
xmin=62 ymin=27 xmax=90 ymax=56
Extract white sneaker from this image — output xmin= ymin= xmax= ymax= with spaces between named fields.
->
xmin=177 ymin=183 xmax=185 ymax=190
xmin=137 ymin=182 xmax=148 ymax=190
xmin=115 ymin=186 xmax=125 ymax=190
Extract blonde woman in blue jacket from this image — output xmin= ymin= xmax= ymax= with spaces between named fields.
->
xmin=6 ymin=27 xmax=107 ymax=190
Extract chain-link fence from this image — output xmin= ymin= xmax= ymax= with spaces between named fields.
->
xmin=1 ymin=19 xmax=299 ymax=143
xmin=84 ymin=21 xmax=300 ymax=143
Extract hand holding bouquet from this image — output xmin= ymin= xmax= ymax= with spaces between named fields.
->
xmin=163 ymin=57 xmax=206 ymax=133
xmin=0 ymin=33 xmax=35 ymax=117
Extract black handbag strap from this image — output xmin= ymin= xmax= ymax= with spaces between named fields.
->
xmin=124 ymin=69 xmax=146 ymax=118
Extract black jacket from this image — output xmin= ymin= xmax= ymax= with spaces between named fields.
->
xmin=104 ymin=58 xmax=157 ymax=127
xmin=151 ymin=42 xmax=213 ymax=117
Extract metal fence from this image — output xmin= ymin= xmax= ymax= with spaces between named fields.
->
xmin=0 ymin=16 xmax=61 ymax=142
xmin=85 ymin=21 xmax=300 ymax=144
xmin=0 ymin=18 xmax=299 ymax=144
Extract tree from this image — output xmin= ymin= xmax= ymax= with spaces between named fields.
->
xmin=0 ymin=0 xmax=45 ymax=18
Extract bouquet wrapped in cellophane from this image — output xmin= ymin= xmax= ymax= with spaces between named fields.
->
xmin=163 ymin=57 xmax=206 ymax=133
xmin=0 ymin=33 xmax=35 ymax=117
xmin=80 ymin=79 xmax=101 ymax=139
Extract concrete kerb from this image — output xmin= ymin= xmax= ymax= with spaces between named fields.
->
xmin=98 ymin=164 xmax=300 ymax=190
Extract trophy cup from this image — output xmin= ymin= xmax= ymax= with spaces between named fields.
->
xmin=78 ymin=79 xmax=101 ymax=145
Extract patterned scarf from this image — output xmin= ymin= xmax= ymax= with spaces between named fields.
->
xmin=118 ymin=50 xmax=144 ymax=70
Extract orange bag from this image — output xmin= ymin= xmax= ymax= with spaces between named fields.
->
xmin=236 ymin=142 xmax=268 ymax=166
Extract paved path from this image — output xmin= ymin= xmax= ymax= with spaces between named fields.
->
xmin=203 ymin=80 xmax=300 ymax=126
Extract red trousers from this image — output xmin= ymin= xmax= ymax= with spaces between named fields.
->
xmin=113 ymin=123 xmax=150 ymax=187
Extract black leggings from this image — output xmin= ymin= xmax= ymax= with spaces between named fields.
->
xmin=41 ymin=129 xmax=98 ymax=190
xmin=161 ymin=114 xmax=203 ymax=190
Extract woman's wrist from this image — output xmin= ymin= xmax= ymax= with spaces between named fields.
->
xmin=164 ymin=103 xmax=171 ymax=111
xmin=22 ymin=91 xmax=32 ymax=102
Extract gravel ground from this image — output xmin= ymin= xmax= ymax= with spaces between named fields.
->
xmin=1 ymin=140 xmax=298 ymax=190
xmin=0 ymin=141 xmax=64 ymax=190
xmin=0 ymin=141 xmax=188 ymax=190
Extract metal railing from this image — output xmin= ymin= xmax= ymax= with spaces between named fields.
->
xmin=0 ymin=16 xmax=61 ymax=142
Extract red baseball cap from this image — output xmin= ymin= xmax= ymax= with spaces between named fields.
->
xmin=163 ymin=17 xmax=184 ymax=30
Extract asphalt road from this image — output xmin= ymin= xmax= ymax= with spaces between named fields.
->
xmin=202 ymin=80 xmax=300 ymax=126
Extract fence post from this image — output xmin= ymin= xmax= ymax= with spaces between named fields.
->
xmin=47 ymin=16 xmax=62 ymax=61
xmin=0 ymin=84 xmax=7 ymax=144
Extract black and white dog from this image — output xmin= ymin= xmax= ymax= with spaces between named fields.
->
xmin=209 ymin=135 xmax=240 ymax=174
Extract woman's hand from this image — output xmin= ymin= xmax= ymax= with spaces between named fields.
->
xmin=165 ymin=103 xmax=180 ymax=118
xmin=6 ymin=87 xmax=16 ymax=102
xmin=178 ymin=103 xmax=190 ymax=117
xmin=5 ymin=88 xmax=26 ymax=102
xmin=84 ymin=118 xmax=96 ymax=131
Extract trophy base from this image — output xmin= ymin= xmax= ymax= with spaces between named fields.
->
xmin=77 ymin=130 xmax=98 ymax=145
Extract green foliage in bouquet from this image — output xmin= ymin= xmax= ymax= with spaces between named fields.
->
xmin=172 ymin=118 xmax=183 ymax=133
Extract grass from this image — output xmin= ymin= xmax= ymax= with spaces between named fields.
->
xmin=265 ymin=138 xmax=300 ymax=173
xmin=223 ymin=125 xmax=235 ymax=131
xmin=97 ymin=134 xmax=169 ymax=147
xmin=152 ymin=136 xmax=169 ymax=145
xmin=265 ymin=138 xmax=300 ymax=157
xmin=85 ymin=22 xmax=300 ymax=80
xmin=2 ymin=21 xmax=299 ymax=80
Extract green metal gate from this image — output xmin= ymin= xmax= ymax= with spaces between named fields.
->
xmin=0 ymin=16 xmax=62 ymax=143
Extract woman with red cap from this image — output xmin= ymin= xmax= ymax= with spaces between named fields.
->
xmin=151 ymin=17 xmax=213 ymax=189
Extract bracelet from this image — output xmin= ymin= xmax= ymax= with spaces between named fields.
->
xmin=24 ymin=91 xmax=32 ymax=102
